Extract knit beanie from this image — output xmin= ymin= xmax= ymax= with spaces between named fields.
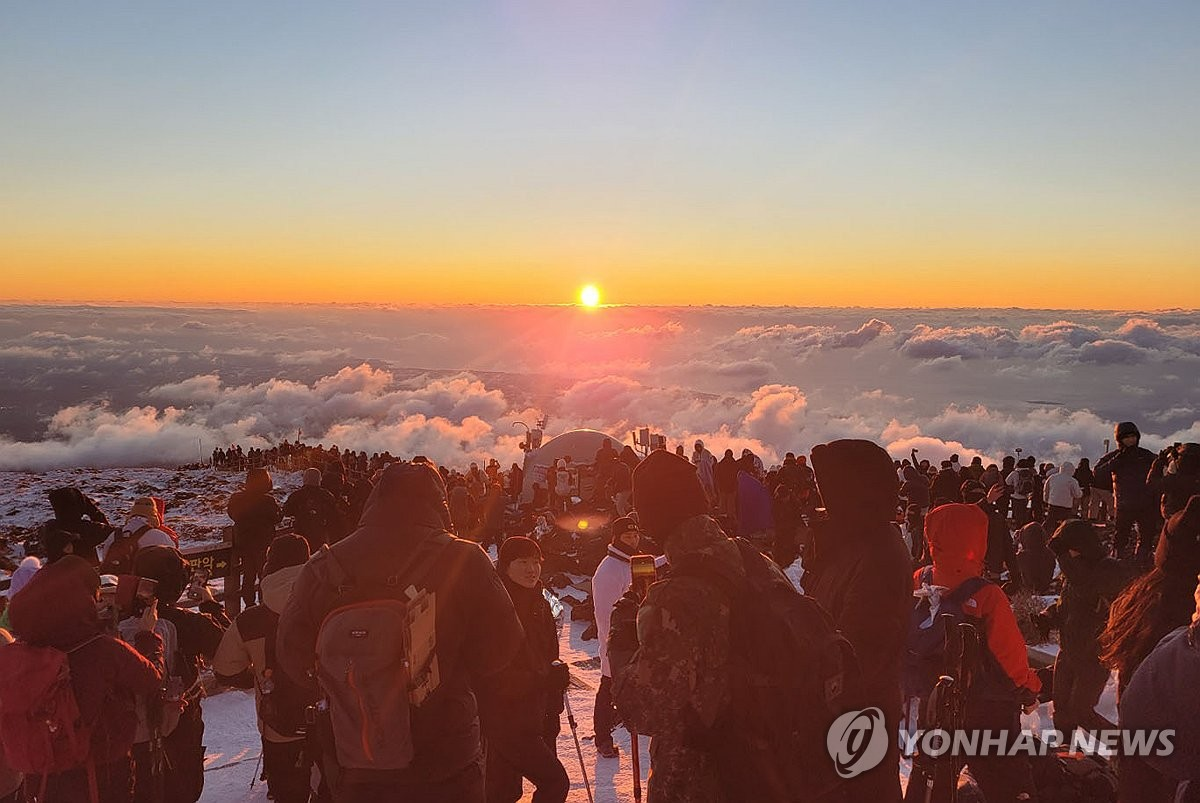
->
xmin=264 ymin=533 xmax=311 ymax=575
xmin=129 ymin=497 xmax=162 ymax=527
xmin=8 ymin=556 xmax=41 ymax=598
xmin=303 ymin=468 xmax=323 ymax=487
xmin=631 ymin=451 xmax=709 ymax=540
xmin=498 ymin=536 xmax=542 ymax=576
xmin=611 ymin=516 xmax=640 ymax=545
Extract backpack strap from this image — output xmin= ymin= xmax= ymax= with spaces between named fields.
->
xmin=326 ymin=530 xmax=455 ymax=599
xmin=947 ymin=576 xmax=990 ymax=606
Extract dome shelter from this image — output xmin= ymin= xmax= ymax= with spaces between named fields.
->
xmin=519 ymin=428 xmax=623 ymax=505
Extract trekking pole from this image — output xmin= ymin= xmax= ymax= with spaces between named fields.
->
xmin=563 ymin=692 xmax=594 ymax=803
xmin=630 ymin=727 xmax=642 ymax=803
xmin=249 ymin=750 xmax=263 ymax=789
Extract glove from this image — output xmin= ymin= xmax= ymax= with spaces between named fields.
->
xmin=548 ymin=660 xmax=570 ymax=696
xmin=605 ymin=589 xmax=642 ymax=678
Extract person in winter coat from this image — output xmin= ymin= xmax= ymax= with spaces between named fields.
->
xmin=480 ymin=482 xmax=506 ymax=548
xmin=1094 ymin=421 xmax=1160 ymax=562
xmin=45 ymin=487 xmax=112 ymax=566
xmin=98 ymin=498 xmax=177 ymax=575
xmin=1146 ymin=442 xmax=1200 ymax=520
xmin=213 ymin=535 xmax=325 ymax=803
xmin=715 ymin=449 xmax=739 ymax=521
xmin=900 ymin=464 xmax=931 ymax=512
xmin=282 ymin=468 xmax=341 ymax=552
xmin=0 ymin=629 xmax=23 ymax=803
xmin=1015 ymin=522 xmax=1057 ymax=594
xmin=1 ymin=556 xmax=164 ymax=803
xmin=1043 ymin=461 xmax=1083 ymax=532
xmin=920 ymin=504 xmax=1042 ymax=803
xmin=482 ymin=538 xmax=569 ymax=803
xmin=275 ymin=461 xmax=524 ymax=803
xmin=930 ymin=461 xmax=962 ymax=505
xmin=448 ymin=480 xmax=477 ymax=538
xmin=610 ymin=451 xmax=789 ymax=802
xmin=1073 ymin=459 xmax=1094 ymax=517
xmin=1117 ymin=576 xmax=1200 ymax=803
xmin=227 ymin=468 xmax=282 ymax=608
xmin=1042 ymin=521 xmax=1131 ymax=740
xmin=1101 ymin=496 xmax=1200 ymax=694
xmin=803 ymin=440 xmax=912 ymax=803
xmin=1006 ymin=457 xmax=1039 ymax=528
xmin=125 ymin=547 xmax=228 ymax=803
xmin=691 ymin=440 xmax=717 ymax=505
xmin=589 ymin=517 xmax=665 ymax=758
xmin=964 ymin=481 xmax=1021 ymax=587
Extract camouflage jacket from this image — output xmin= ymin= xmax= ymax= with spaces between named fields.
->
xmin=612 ymin=515 xmax=744 ymax=803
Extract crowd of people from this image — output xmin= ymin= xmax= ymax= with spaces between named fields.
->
xmin=0 ymin=421 xmax=1198 ymax=803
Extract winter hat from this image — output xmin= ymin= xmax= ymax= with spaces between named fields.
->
xmin=264 ymin=533 xmax=311 ymax=575
xmin=303 ymin=468 xmax=323 ymax=487
xmin=40 ymin=522 xmax=82 ymax=564
xmin=960 ymin=479 xmax=985 ymax=503
xmin=132 ymin=545 xmax=190 ymax=605
xmin=129 ymin=497 xmax=162 ymax=527
xmin=1115 ymin=422 xmax=1141 ymax=441
xmin=611 ymin=516 xmax=640 ymax=544
xmin=7 ymin=556 xmax=41 ymax=598
xmin=1049 ymin=519 xmax=1105 ymax=562
xmin=498 ymin=536 xmax=542 ymax=575
xmin=631 ymin=451 xmax=709 ymax=540
xmin=1156 ymin=495 xmax=1200 ymax=580
xmin=810 ymin=439 xmax=899 ymax=522
xmin=246 ymin=467 xmax=273 ymax=495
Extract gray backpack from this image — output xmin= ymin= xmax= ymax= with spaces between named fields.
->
xmin=314 ymin=533 xmax=451 ymax=771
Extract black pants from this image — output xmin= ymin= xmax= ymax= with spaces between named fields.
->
xmin=162 ymin=704 xmax=205 ymax=803
xmin=593 ymin=675 xmax=617 ymax=749
xmin=239 ymin=548 xmax=267 ymax=607
xmin=131 ymin=741 xmax=164 ymax=803
xmin=338 ymin=762 xmax=484 ymax=803
xmin=1045 ymin=505 xmax=1073 ymax=535
xmin=962 ymin=700 xmax=1037 ymax=803
xmin=485 ymin=731 xmax=569 ymax=803
xmin=1051 ymin=652 xmax=1110 ymax=738
xmin=263 ymin=738 xmax=325 ymax=803
xmin=31 ymin=758 xmax=133 ymax=803
xmin=1113 ymin=506 xmax=1161 ymax=563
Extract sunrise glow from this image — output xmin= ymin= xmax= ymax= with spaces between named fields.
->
xmin=580 ymin=285 xmax=601 ymax=308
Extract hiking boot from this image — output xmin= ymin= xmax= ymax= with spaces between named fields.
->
xmin=596 ymin=741 xmax=619 ymax=759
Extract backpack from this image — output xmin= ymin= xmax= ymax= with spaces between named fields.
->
xmin=903 ymin=568 xmax=1015 ymax=702
xmin=1029 ymin=739 xmax=1117 ymax=803
xmin=117 ymin=616 xmax=182 ymax=743
xmin=673 ymin=538 xmax=858 ymax=801
xmin=259 ymin=608 xmax=315 ymax=739
xmin=1014 ymin=469 xmax=1036 ymax=498
xmin=98 ymin=524 xmax=153 ymax=576
xmin=314 ymin=533 xmax=452 ymax=771
xmin=0 ymin=636 xmax=101 ymax=776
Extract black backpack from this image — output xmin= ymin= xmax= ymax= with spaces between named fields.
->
xmin=256 ymin=608 xmax=315 ymax=738
xmin=674 ymin=538 xmax=858 ymax=801
xmin=903 ymin=567 xmax=1016 ymax=703
xmin=1015 ymin=469 xmax=1036 ymax=498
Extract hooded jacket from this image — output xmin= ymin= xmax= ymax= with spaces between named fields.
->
xmin=920 ymin=505 xmax=1041 ymax=697
xmin=228 ymin=472 xmax=283 ymax=555
xmin=212 ymin=564 xmax=307 ymax=742
xmin=1047 ymin=522 xmax=1132 ymax=659
xmin=1094 ymin=442 xmax=1156 ymax=512
xmin=612 ymin=514 xmax=746 ymax=803
xmin=1015 ymin=523 xmax=1057 ymax=594
xmin=275 ymin=461 xmax=523 ymax=784
xmin=1044 ymin=462 xmax=1083 ymax=509
xmin=900 ymin=465 xmax=931 ymax=509
xmin=3 ymin=556 xmax=164 ymax=767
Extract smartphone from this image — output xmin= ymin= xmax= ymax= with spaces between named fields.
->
xmin=186 ymin=568 xmax=210 ymax=601
xmin=630 ymin=554 xmax=657 ymax=598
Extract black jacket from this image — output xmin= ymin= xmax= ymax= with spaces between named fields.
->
xmin=282 ymin=484 xmax=342 ymax=550
xmin=228 ymin=490 xmax=282 ymax=555
xmin=1095 ymin=445 xmax=1156 ymax=512
xmin=482 ymin=577 xmax=562 ymax=738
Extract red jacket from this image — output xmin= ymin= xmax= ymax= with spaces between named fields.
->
xmin=920 ymin=504 xmax=1040 ymax=696
xmin=8 ymin=557 xmax=163 ymax=766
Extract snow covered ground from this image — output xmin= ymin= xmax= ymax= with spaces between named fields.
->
xmin=198 ymin=606 xmax=649 ymax=803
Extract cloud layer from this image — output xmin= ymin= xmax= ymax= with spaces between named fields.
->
xmin=1 ymin=305 xmax=1198 ymax=471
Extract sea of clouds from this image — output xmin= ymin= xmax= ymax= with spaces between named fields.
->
xmin=1 ymin=304 xmax=1198 ymax=472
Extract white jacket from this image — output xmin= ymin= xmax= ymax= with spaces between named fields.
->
xmin=1044 ymin=462 xmax=1083 ymax=509
xmin=99 ymin=516 xmax=177 ymax=562
xmin=591 ymin=545 xmax=667 ymax=677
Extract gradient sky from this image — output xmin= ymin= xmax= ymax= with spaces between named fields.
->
xmin=3 ymin=2 xmax=1198 ymax=307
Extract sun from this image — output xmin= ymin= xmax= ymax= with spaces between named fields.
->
xmin=579 ymin=284 xmax=601 ymax=307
